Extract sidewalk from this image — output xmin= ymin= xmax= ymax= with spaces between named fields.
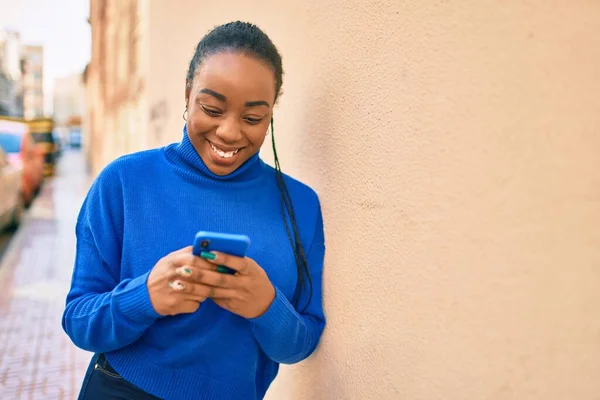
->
xmin=0 ymin=150 xmax=93 ymax=399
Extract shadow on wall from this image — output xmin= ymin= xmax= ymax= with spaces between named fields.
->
xmin=273 ymin=72 xmax=349 ymax=400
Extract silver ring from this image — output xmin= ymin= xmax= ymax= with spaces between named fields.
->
xmin=168 ymin=280 xmax=185 ymax=291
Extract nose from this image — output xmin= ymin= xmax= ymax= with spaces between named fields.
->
xmin=215 ymin=116 xmax=243 ymax=143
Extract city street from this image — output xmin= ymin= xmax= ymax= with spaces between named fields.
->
xmin=0 ymin=149 xmax=92 ymax=399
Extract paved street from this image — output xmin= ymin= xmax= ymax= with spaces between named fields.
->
xmin=0 ymin=150 xmax=93 ymax=399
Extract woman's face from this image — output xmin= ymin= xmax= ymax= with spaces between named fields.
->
xmin=185 ymin=52 xmax=276 ymax=176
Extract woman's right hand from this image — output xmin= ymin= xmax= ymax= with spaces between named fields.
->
xmin=146 ymin=246 xmax=216 ymax=316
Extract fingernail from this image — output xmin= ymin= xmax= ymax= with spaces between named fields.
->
xmin=216 ymin=266 xmax=229 ymax=274
xmin=176 ymin=267 xmax=192 ymax=277
xmin=200 ymin=252 xmax=216 ymax=260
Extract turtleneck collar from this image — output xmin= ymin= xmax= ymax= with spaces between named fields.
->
xmin=164 ymin=124 xmax=265 ymax=186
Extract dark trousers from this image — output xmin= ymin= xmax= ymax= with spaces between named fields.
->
xmin=78 ymin=353 xmax=162 ymax=400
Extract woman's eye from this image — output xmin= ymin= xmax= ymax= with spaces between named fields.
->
xmin=201 ymin=104 xmax=222 ymax=117
xmin=244 ymin=117 xmax=263 ymax=125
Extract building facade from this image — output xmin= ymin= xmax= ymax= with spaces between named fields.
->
xmin=0 ymin=71 xmax=16 ymax=115
xmin=53 ymin=72 xmax=85 ymax=144
xmin=0 ymin=30 xmax=24 ymax=117
xmin=21 ymin=45 xmax=44 ymax=119
xmin=84 ymin=0 xmax=147 ymax=175
xmin=0 ymin=31 xmax=44 ymax=119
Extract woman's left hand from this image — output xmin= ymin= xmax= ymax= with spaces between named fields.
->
xmin=195 ymin=252 xmax=276 ymax=318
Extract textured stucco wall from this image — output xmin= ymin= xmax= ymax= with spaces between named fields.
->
xmin=146 ymin=2 xmax=600 ymax=399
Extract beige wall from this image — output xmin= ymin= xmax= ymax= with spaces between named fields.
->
xmin=92 ymin=1 xmax=600 ymax=399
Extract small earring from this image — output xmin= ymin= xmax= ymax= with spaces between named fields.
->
xmin=183 ymin=107 xmax=188 ymax=121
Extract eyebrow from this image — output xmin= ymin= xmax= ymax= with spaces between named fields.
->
xmin=199 ymin=88 xmax=270 ymax=108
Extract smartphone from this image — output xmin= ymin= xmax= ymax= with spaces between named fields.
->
xmin=192 ymin=231 xmax=251 ymax=274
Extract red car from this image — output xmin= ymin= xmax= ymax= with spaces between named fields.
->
xmin=0 ymin=147 xmax=23 ymax=231
xmin=0 ymin=119 xmax=45 ymax=207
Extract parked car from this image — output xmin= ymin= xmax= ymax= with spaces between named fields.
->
xmin=0 ymin=147 xmax=24 ymax=231
xmin=68 ymin=126 xmax=82 ymax=148
xmin=28 ymin=118 xmax=56 ymax=177
xmin=0 ymin=119 xmax=45 ymax=207
xmin=66 ymin=116 xmax=82 ymax=149
xmin=52 ymin=130 xmax=63 ymax=159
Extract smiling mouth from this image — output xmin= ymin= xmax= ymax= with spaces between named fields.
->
xmin=207 ymin=140 xmax=243 ymax=159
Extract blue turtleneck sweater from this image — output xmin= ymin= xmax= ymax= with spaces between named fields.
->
xmin=62 ymin=127 xmax=326 ymax=400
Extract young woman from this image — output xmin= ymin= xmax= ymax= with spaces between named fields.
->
xmin=63 ymin=21 xmax=326 ymax=400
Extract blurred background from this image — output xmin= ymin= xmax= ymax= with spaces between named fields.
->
xmin=0 ymin=1 xmax=599 ymax=399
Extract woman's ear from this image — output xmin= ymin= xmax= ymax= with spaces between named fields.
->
xmin=185 ymin=80 xmax=192 ymax=105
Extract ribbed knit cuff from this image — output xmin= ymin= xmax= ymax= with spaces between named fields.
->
xmin=248 ymin=287 xmax=297 ymax=330
xmin=113 ymin=271 xmax=161 ymax=324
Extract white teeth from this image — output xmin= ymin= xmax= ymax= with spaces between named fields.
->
xmin=209 ymin=142 xmax=239 ymax=158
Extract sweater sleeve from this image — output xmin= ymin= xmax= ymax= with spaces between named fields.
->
xmin=62 ymin=163 xmax=160 ymax=353
xmin=248 ymin=203 xmax=326 ymax=364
